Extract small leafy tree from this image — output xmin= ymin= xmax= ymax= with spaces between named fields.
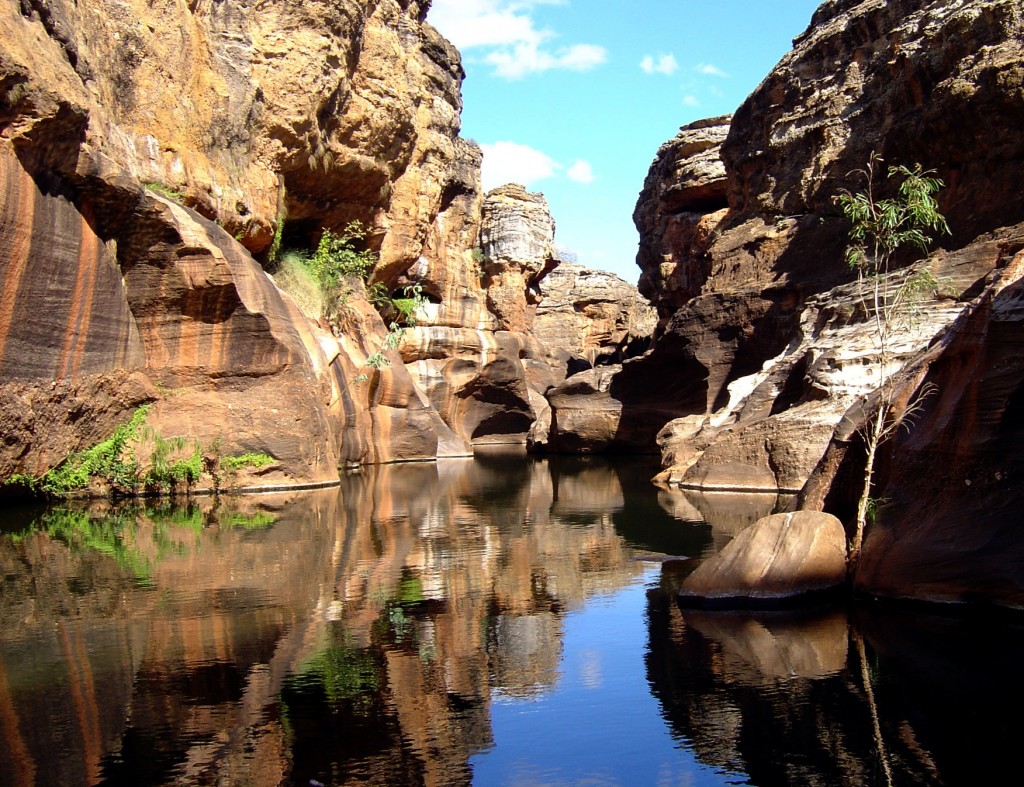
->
xmin=835 ymin=154 xmax=950 ymax=571
xmin=308 ymin=222 xmax=377 ymax=322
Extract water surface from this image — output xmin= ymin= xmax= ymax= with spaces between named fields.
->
xmin=1 ymin=452 xmax=1022 ymax=786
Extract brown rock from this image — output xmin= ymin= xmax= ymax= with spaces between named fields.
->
xmin=804 ymin=234 xmax=1024 ymax=609
xmin=679 ymin=511 xmax=847 ymax=605
xmin=629 ymin=0 xmax=1024 ymax=494
xmin=0 ymin=0 xmax=482 ymax=487
xmin=479 ymin=184 xmax=559 ymax=333
xmin=633 ymin=116 xmax=730 ymax=319
xmin=540 ymin=367 xmax=622 ymax=453
xmin=1 ymin=0 xmax=468 ymax=273
xmin=533 ymin=263 xmax=655 ymax=366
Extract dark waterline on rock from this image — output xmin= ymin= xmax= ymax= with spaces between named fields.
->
xmin=1 ymin=452 xmax=1022 ymax=786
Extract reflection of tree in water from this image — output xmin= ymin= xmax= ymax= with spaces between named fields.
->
xmin=645 ymin=582 xmax=1024 ymax=786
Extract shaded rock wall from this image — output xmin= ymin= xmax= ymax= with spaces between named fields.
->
xmin=800 ymin=231 xmax=1024 ymax=607
xmin=617 ymin=0 xmax=1024 ymax=498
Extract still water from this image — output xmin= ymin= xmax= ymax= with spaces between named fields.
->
xmin=2 ymin=451 xmax=1023 ymax=786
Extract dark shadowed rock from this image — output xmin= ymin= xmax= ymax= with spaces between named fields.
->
xmin=628 ymin=0 xmax=1024 ymax=496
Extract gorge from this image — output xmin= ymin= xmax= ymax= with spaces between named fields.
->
xmin=4 ymin=0 xmax=1024 ymax=783
xmin=1 ymin=0 xmax=1024 ymax=626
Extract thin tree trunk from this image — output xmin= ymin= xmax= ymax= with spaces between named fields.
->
xmin=850 ymin=407 xmax=885 ymax=576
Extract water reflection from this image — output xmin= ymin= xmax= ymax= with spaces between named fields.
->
xmin=647 ymin=589 xmax=1024 ymax=786
xmin=2 ymin=456 xmax=1024 ymax=786
xmin=0 ymin=455 xmax=674 ymax=786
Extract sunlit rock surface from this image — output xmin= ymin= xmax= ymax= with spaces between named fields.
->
xmin=634 ymin=116 xmax=730 ymax=321
xmin=533 ymin=263 xmax=655 ymax=366
xmin=479 ymin=183 xmax=559 ymax=333
xmin=679 ymin=511 xmax=847 ymax=605
xmin=0 ymin=0 xmax=466 ymax=268
xmin=0 ymin=0 xmax=486 ymax=483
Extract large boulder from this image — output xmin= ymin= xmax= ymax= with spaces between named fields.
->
xmin=679 ymin=512 xmax=847 ymax=606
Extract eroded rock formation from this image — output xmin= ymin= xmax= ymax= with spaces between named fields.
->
xmin=533 ymin=263 xmax=655 ymax=367
xmin=610 ymin=0 xmax=1024 ymax=499
xmin=634 ymin=116 xmax=730 ymax=322
xmin=3 ymin=0 xmax=621 ymax=486
xmin=620 ymin=0 xmax=1024 ymax=607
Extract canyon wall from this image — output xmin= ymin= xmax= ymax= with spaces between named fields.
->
xmin=623 ymin=0 xmax=1024 ymax=605
xmin=0 ymin=0 xmax=480 ymax=489
xmin=0 ymin=1 xmax=655 ymax=488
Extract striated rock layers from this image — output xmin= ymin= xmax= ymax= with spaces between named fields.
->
xmin=400 ymin=183 xmax=655 ymax=447
xmin=400 ymin=184 xmax=560 ymax=446
xmin=584 ymin=0 xmax=1024 ymax=489
xmin=534 ymin=263 xmax=655 ymax=367
xmin=620 ymin=0 xmax=1024 ymax=607
xmin=0 ymin=0 xmax=483 ymax=489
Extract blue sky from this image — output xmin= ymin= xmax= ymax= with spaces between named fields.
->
xmin=427 ymin=0 xmax=822 ymax=283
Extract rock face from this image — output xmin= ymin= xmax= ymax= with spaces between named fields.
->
xmin=613 ymin=0 xmax=1024 ymax=498
xmin=527 ymin=267 xmax=658 ymax=453
xmin=479 ymin=184 xmax=559 ymax=333
xmin=399 ymin=184 xmax=566 ymax=446
xmin=0 ymin=0 xmax=480 ymax=487
xmin=533 ymin=263 xmax=655 ymax=366
xmin=634 ymin=116 xmax=730 ymax=321
xmin=800 ymin=235 xmax=1024 ymax=607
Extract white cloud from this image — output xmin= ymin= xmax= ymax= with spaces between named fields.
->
xmin=487 ymin=42 xmax=606 ymax=79
xmin=682 ymin=95 xmax=700 ymax=107
xmin=696 ymin=62 xmax=729 ymax=78
xmin=480 ymin=143 xmax=595 ymax=190
xmin=428 ymin=0 xmax=606 ymax=79
xmin=567 ymin=159 xmax=595 ymax=184
xmin=480 ymin=141 xmax=561 ymax=190
xmin=640 ymin=53 xmax=679 ymax=76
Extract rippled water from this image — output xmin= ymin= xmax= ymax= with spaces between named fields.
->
xmin=2 ymin=451 xmax=1024 ymax=786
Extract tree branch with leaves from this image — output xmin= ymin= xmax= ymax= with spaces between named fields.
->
xmin=835 ymin=154 xmax=950 ymax=572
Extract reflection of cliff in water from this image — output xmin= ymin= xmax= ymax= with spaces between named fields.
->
xmin=646 ymin=581 xmax=1024 ymax=786
xmin=0 ymin=454 xmax=650 ymax=786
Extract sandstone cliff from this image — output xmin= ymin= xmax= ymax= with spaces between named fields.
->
xmin=624 ymin=0 xmax=1024 ymax=606
xmin=0 ymin=0 xmax=655 ymax=491
xmin=0 ymin=0 xmax=479 ymax=490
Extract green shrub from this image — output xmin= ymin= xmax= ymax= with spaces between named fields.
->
xmin=310 ymin=223 xmax=376 ymax=287
xmin=143 ymin=181 xmax=185 ymax=204
xmin=222 ymin=452 xmax=275 ymax=472
xmin=38 ymin=406 xmax=150 ymax=497
xmin=143 ymin=431 xmax=202 ymax=494
xmin=272 ymin=251 xmax=324 ymax=319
